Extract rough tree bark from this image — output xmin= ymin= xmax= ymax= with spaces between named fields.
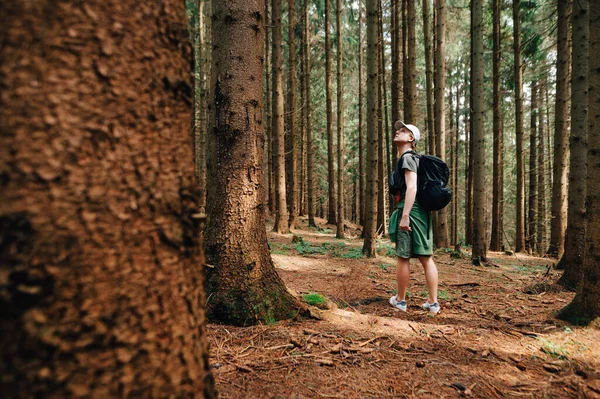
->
xmin=0 ymin=1 xmax=215 ymax=397
xmin=271 ymin=0 xmax=290 ymax=233
xmin=548 ymin=0 xmax=572 ymax=258
xmin=336 ymin=0 xmax=345 ymax=238
xmin=423 ymin=0 xmax=435 ymax=156
xmin=325 ymin=0 xmax=337 ymax=225
xmin=527 ymin=82 xmax=538 ymax=254
xmin=557 ymin=0 xmax=588 ymax=289
xmin=558 ymin=1 xmax=599 ymax=322
xmin=286 ymin=0 xmax=298 ymax=229
xmin=358 ymin=1 xmax=365 ymax=226
xmin=363 ymin=0 xmax=379 ymax=257
xmin=537 ymin=78 xmax=548 ymax=254
xmin=513 ymin=0 xmax=526 ymax=252
xmin=405 ymin=0 xmax=417 ymax=123
xmin=205 ymin=0 xmax=302 ymax=325
xmin=305 ymin=0 xmax=316 ymax=227
xmin=434 ymin=0 xmax=449 ymax=248
xmin=490 ymin=0 xmax=504 ymax=251
xmin=471 ymin=0 xmax=487 ymax=265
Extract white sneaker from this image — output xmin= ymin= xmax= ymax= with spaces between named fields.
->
xmin=422 ymin=301 xmax=440 ymax=314
xmin=389 ymin=296 xmax=407 ymax=311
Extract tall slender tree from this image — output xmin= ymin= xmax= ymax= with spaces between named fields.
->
xmin=272 ymin=0 xmax=290 ymax=233
xmin=537 ymin=78 xmax=548 ymax=254
xmin=513 ymin=0 xmax=526 ymax=252
xmin=363 ymin=0 xmax=379 ymax=256
xmin=336 ymin=0 xmax=345 ymax=238
xmin=558 ymin=0 xmax=599 ymax=322
xmin=325 ymin=0 xmax=337 ymax=225
xmin=405 ymin=0 xmax=417 ymax=123
xmin=423 ymin=0 xmax=435 ymax=155
xmin=266 ymin=0 xmax=275 ymax=213
xmin=558 ymin=0 xmax=588 ymax=289
xmin=206 ymin=0 xmax=300 ymax=324
xmin=548 ymin=0 xmax=572 ymax=258
xmin=527 ymin=83 xmax=538 ymax=253
xmin=471 ymin=0 xmax=486 ymax=264
xmin=490 ymin=0 xmax=504 ymax=251
xmin=434 ymin=0 xmax=449 ymax=247
xmin=0 ymin=1 xmax=215 ymax=395
xmin=305 ymin=0 xmax=316 ymax=227
xmin=287 ymin=0 xmax=298 ymax=229
xmin=377 ymin=0 xmax=386 ymax=231
xmin=359 ymin=0 xmax=365 ymax=226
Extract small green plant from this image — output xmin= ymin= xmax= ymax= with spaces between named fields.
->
xmin=340 ymin=247 xmax=364 ymax=259
xmin=303 ymin=292 xmax=328 ymax=306
xmin=380 ymin=263 xmax=389 ymax=272
xmin=294 ymin=240 xmax=327 ymax=255
xmin=438 ymin=290 xmax=451 ymax=301
xmin=538 ymin=338 xmax=569 ymax=360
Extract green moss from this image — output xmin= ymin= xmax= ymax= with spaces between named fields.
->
xmin=303 ymin=292 xmax=327 ymax=306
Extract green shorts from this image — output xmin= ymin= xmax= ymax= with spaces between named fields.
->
xmin=395 ymin=200 xmax=433 ymax=259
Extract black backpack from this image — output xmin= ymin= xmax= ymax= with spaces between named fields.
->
xmin=390 ymin=151 xmax=452 ymax=211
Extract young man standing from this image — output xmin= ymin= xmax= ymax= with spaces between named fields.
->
xmin=388 ymin=121 xmax=440 ymax=313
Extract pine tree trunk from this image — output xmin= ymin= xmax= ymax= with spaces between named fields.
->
xmin=558 ymin=0 xmax=588 ymax=289
xmin=336 ymin=0 xmax=345 ymax=238
xmin=391 ymin=0 xmax=400 ymax=132
xmin=0 ymin=1 xmax=215 ymax=396
xmin=405 ymin=0 xmax=417 ymax=123
xmin=377 ymin=10 xmax=386 ymax=234
xmin=266 ymin=1 xmax=275 ymax=214
xmin=363 ymin=0 xmax=379 ymax=257
xmin=558 ymin=1 xmax=599 ymax=321
xmin=358 ymin=2 xmax=365 ymax=226
xmin=205 ymin=0 xmax=301 ymax=324
xmin=548 ymin=0 xmax=572 ymax=258
xmin=527 ymin=82 xmax=538 ymax=254
xmin=454 ymin=82 xmax=461 ymax=247
xmin=537 ymin=78 xmax=548 ymax=254
xmin=490 ymin=0 xmax=504 ymax=251
xmin=449 ymin=84 xmax=456 ymax=245
xmin=434 ymin=0 xmax=449 ymax=248
xmin=325 ymin=0 xmax=337 ymax=225
xmin=299 ymin=19 xmax=306 ymax=217
xmin=272 ymin=0 xmax=290 ymax=233
xmin=305 ymin=0 xmax=316 ymax=228
xmin=471 ymin=0 xmax=487 ymax=264
xmin=287 ymin=0 xmax=298 ymax=229
xmin=513 ymin=0 xmax=526 ymax=252
xmin=423 ymin=0 xmax=435 ymax=155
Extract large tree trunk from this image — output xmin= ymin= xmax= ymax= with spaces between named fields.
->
xmin=286 ymin=0 xmax=298 ymax=229
xmin=377 ymin=2 xmax=386 ymax=233
xmin=358 ymin=1 xmax=365 ymax=226
xmin=434 ymin=0 xmax=449 ymax=248
xmin=205 ymin=0 xmax=300 ymax=324
xmin=513 ymin=0 xmax=526 ymax=252
xmin=548 ymin=0 xmax=572 ymax=258
xmin=558 ymin=0 xmax=588 ymax=289
xmin=325 ymin=0 xmax=337 ymax=225
xmin=449 ymin=84 xmax=456 ymax=245
xmin=391 ymin=0 xmax=401 ymax=137
xmin=423 ymin=0 xmax=435 ymax=156
xmin=490 ymin=0 xmax=504 ymax=252
xmin=336 ymin=0 xmax=345 ymax=238
xmin=558 ymin=1 xmax=599 ymax=322
xmin=272 ymin=0 xmax=290 ymax=233
xmin=0 ymin=1 xmax=215 ymax=396
xmin=527 ymin=82 xmax=538 ymax=254
xmin=363 ymin=0 xmax=379 ymax=257
xmin=471 ymin=0 xmax=487 ymax=264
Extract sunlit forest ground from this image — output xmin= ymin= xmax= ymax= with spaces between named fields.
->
xmin=207 ymin=217 xmax=600 ymax=398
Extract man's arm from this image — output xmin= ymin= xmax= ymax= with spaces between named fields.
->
xmin=399 ymin=169 xmax=417 ymax=232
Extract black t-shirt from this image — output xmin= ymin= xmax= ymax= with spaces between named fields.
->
xmin=391 ymin=151 xmax=419 ymax=200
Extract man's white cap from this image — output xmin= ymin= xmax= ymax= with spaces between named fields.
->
xmin=394 ymin=120 xmax=420 ymax=144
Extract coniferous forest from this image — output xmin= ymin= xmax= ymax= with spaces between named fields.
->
xmin=1 ymin=0 xmax=599 ymax=397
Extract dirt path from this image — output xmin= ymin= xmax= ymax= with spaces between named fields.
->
xmin=208 ymin=217 xmax=600 ymax=398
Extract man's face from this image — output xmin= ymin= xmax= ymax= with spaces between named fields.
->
xmin=393 ymin=127 xmax=413 ymax=143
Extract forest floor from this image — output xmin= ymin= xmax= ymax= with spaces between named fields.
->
xmin=207 ymin=217 xmax=600 ymax=399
